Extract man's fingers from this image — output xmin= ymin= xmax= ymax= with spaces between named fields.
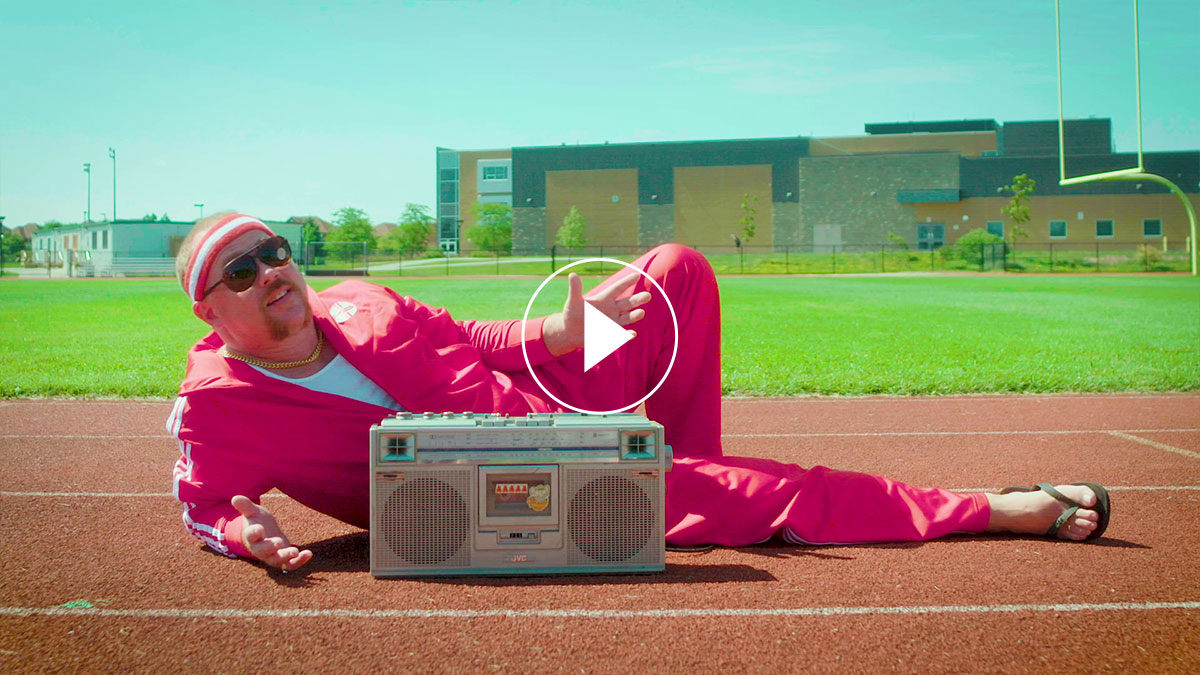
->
xmin=626 ymin=290 xmax=652 ymax=309
xmin=243 ymin=523 xmax=266 ymax=546
xmin=231 ymin=495 xmax=262 ymax=519
xmin=592 ymin=274 xmax=637 ymax=303
xmin=249 ymin=535 xmax=285 ymax=559
xmin=621 ymin=309 xmax=646 ymax=326
xmin=565 ymin=273 xmax=583 ymax=309
xmin=281 ymin=549 xmax=314 ymax=571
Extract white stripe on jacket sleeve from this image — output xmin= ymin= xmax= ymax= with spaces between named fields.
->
xmin=167 ymin=396 xmax=234 ymax=557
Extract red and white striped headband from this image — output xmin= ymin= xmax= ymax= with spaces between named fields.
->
xmin=182 ymin=214 xmax=276 ymax=301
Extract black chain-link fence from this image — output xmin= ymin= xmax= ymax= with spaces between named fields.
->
xmin=354 ymin=241 xmax=1191 ymax=276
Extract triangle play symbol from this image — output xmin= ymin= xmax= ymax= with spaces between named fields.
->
xmin=583 ymin=300 xmax=634 ymax=372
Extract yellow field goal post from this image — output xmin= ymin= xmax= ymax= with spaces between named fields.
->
xmin=1054 ymin=0 xmax=1197 ymax=275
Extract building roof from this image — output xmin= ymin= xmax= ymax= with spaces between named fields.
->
xmin=374 ymin=223 xmax=398 ymax=236
xmin=865 ymin=120 xmax=1000 ymax=134
xmin=288 ymin=216 xmax=334 ymax=234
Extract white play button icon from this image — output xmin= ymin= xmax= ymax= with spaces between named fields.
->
xmin=583 ymin=300 xmax=634 ymax=372
xmin=520 ymin=257 xmax=679 ymax=415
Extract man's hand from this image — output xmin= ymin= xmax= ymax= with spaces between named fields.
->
xmin=542 ymin=273 xmax=652 ymax=357
xmin=231 ymin=495 xmax=313 ymax=572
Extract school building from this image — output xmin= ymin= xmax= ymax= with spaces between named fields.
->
xmin=436 ymin=117 xmax=1199 ymax=255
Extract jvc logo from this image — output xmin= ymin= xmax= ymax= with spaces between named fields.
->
xmin=506 ymin=554 xmax=529 ymax=563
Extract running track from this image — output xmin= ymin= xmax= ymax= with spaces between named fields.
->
xmin=2 ymin=394 xmax=1198 ymax=672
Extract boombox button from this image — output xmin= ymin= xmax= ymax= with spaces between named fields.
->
xmin=499 ymin=530 xmax=540 ymax=544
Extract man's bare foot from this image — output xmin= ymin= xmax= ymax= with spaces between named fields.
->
xmin=985 ymin=484 xmax=1101 ymax=540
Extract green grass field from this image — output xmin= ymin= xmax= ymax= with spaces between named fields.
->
xmin=0 ymin=274 xmax=1196 ymax=398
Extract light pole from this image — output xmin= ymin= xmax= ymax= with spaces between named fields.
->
xmin=108 ymin=147 xmax=116 ymax=221
xmin=83 ymin=163 xmax=92 ymax=223
xmin=194 ymin=203 xmax=205 ymax=219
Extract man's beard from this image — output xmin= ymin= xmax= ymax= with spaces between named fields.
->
xmin=262 ymin=281 xmax=312 ymax=341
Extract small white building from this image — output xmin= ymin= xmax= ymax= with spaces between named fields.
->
xmin=29 ymin=219 xmax=301 ymax=277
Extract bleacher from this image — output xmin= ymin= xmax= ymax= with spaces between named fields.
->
xmin=91 ymin=257 xmax=176 ymax=277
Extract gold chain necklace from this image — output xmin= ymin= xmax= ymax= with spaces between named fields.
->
xmin=222 ymin=329 xmax=324 ymax=369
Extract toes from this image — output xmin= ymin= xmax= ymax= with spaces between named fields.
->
xmin=1060 ymin=515 xmax=1098 ymax=540
xmin=1060 ymin=484 xmax=1097 ymax=508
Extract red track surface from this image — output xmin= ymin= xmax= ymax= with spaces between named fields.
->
xmin=2 ymin=394 xmax=1199 ymax=672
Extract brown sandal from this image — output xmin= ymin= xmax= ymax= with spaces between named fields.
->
xmin=998 ymin=482 xmax=1111 ymax=541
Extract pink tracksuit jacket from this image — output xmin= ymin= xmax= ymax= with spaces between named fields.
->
xmin=169 ymin=245 xmax=988 ymax=559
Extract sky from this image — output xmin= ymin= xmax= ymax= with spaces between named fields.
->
xmin=2 ymin=0 xmax=1197 ymax=228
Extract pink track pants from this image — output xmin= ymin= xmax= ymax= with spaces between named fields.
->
xmin=533 ymin=244 xmax=991 ymax=547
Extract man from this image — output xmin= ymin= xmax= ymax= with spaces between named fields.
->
xmin=171 ymin=213 xmax=1109 ymax=573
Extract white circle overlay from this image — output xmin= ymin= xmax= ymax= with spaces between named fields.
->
xmin=520 ymin=257 xmax=679 ymax=415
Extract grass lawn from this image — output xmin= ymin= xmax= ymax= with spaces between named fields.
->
xmin=0 ymin=274 xmax=1196 ymax=398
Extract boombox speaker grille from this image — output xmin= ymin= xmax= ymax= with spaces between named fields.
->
xmin=377 ymin=472 xmax=471 ymax=567
xmin=566 ymin=469 xmax=659 ymax=565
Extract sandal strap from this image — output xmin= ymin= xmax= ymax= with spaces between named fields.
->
xmin=1036 ymin=483 xmax=1078 ymax=507
xmin=1037 ymin=483 xmax=1082 ymax=537
xmin=1047 ymin=505 xmax=1080 ymax=537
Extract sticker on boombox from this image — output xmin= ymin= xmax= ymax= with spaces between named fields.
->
xmin=369 ymin=412 xmax=672 ymax=577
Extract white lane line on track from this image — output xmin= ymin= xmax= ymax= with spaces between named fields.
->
xmin=3 ymin=486 xmax=1198 ymax=499
xmin=724 ymin=395 xmax=1200 ymax=402
xmin=0 ymin=435 xmax=171 ymax=439
xmin=3 ymin=428 xmax=1198 ymax=440
xmin=1107 ymin=431 xmax=1200 ymax=460
xmin=6 ymin=394 xmax=1195 ymax=405
xmin=724 ymin=428 xmax=1200 ymax=438
xmin=2 ymin=601 xmax=1199 ymax=620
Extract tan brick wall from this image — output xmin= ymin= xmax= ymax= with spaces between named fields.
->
xmin=810 ymin=131 xmax=997 ymax=157
xmin=674 ymin=165 xmax=773 ymax=247
xmin=915 ymin=193 xmax=1200 ymax=245
xmin=545 ymin=169 xmax=638 ymax=249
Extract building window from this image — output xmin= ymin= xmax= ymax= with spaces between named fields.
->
xmin=91 ymin=231 xmax=98 ymax=248
xmin=1095 ymin=220 xmax=1114 ymax=238
xmin=103 ymin=230 xmax=109 ymax=249
xmin=439 ymin=183 xmax=458 ymax=204
xmin=1143 ymin=219 xmax=1162 ymax=237
xmin=986 ymin=221 xmax=1004 ymax=238
xmin=1049 ymin=220 xmax=1067 ymax=238
xmin=482 ymin=166 xmax=508 ymax=181
xmin=439 ymin=168 xmax=459 ymax=181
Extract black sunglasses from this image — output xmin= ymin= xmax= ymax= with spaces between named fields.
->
xmin=202 ymin=235 xmax=292 ymax=297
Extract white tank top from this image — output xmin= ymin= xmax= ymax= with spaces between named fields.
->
xmin=250 ymin=354 xmax=404 ymax=410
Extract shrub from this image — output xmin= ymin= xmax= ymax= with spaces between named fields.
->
xmin=952 ymin=228 xmax=1003 ymax=262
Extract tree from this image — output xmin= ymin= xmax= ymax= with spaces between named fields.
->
xmin=300 ymin=217 xmax=323 ymax=249
xmin=142 ymin=213 xmax=159 ymax=222
xmin=556 ymin=205 xmax=587 ymax=250
xmin=467 ymin=203 xmax=513 ymax=255
xmin=1000 ymin=173 xmax=1035 ymax=251
xmin=161 ymin=212 xmax=171 ymax=222
xmin=392 ymin=203 xmax=435 ymax=258
xmin=327 ymin=207 xmax=376 ymax=261
xmin=738 ymin=193 xmax=758 ymax=246
xmin=2 ymin=231 xmax=28 ymax=262
xmin=329 ymin=207 xmax=376 ymax=250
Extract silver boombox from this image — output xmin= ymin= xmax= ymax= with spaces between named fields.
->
xmin=369 ymin=412 xmax=672 ymax=577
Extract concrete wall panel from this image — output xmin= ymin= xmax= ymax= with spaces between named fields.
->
xmin=545 ymin=169 xmax=638 ymax=249
xmin=674 ymin=165 xmax=773 ymax=247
